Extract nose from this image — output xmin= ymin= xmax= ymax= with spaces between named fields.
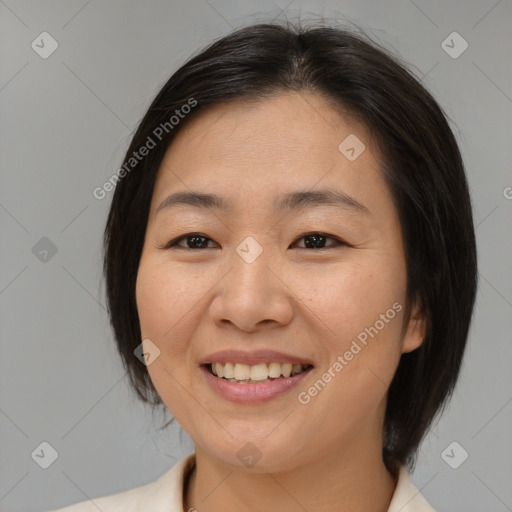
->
xmin=209 ymin=242 xmax=294 ymax=333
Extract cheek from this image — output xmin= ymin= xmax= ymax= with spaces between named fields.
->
xmin=135 ymin=258 xmax=203 ymax=422
xmin=136 ymin=257 xmax=208 ymax=342
xmin=303 ymin=258 xmax=405 ymax=340
xmin=303 ymin=258 xmax=406 ymax=390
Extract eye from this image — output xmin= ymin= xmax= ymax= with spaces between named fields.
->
xmin=290 ymin=232 xmax=346 ymax=250
xmin=163 ymin=233 xmax=218 ymax=250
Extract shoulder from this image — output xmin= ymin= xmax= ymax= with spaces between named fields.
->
xmin=47 ymin=452 xmax=195 ymax=512
xmin=388 ymin=466 xmax=436 ymax=512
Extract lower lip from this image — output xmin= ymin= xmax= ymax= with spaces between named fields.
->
xmin=200 ymin=365 xmax=313 ymax=403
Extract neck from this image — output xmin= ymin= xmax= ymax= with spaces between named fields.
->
xmin=184 ymin=426 xmax=397 ymax=512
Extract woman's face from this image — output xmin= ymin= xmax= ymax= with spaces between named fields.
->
xmin=136 ymin=92 xmax=424 ymax=472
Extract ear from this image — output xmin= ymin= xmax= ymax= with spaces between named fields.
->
xmin=401 ymin=298 xmax=426 ymax=354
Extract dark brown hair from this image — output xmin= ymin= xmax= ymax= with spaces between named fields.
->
xmin=103 ymin=21 xmax=478 ymax=474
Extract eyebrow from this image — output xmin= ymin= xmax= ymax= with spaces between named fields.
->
xmin=155 ymin=188 xmax=369 ymax=216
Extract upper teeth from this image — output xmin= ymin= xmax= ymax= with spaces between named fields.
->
xmin=211 ymin=362 xmax=308 ymax=381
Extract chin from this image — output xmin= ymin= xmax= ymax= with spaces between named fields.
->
xmin=197 ymin=432 xmax=309 ymax=473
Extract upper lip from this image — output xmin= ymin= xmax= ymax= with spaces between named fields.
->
xmin=199 ymin=349 xmax=315 ymax=367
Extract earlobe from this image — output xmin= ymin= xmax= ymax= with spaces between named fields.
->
xmin=401 ymin=300 xmax=426 ymax=354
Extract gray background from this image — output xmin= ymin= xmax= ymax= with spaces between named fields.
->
xmin=1 ymin=1 xmax=511 ymax=511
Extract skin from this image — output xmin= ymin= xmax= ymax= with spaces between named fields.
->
xmin=135 ymin=92 xmax=425 ymax=512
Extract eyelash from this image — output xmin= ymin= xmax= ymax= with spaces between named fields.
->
xmin=161 ymin=232 xmax=348 ymax=250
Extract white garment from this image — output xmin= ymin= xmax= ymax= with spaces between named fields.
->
xmin=48 ymin=452 xmax=435 ymax=511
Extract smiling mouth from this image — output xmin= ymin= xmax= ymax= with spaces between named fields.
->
xmin=204 ymin=362 xmax=314 ymax=384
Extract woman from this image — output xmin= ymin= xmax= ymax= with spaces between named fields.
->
xmin=52 ymin=21 xmax=477 ymax=512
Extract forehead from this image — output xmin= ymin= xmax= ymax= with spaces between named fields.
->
xmin=151 ymin=92 xmax=388 ymax=216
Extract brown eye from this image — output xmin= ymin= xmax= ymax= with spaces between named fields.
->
xmin=291 ymin=233 xmax=345 ymax=249
xmin=165 ymin=233 xmax=217 ymax=249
